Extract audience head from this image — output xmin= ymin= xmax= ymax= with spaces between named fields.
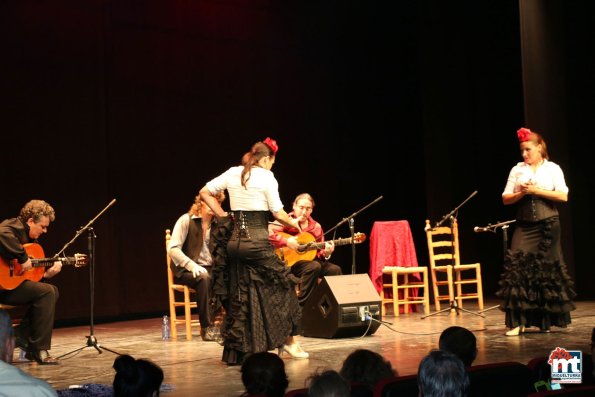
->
xmin=0 ymin=309 xmax=15 ymax=363
xmin=339 ymin=349 xmax=396 ymax=389
xmin=307 ymin=369 xmax=350 ymax=397
xmin=240 ymin=352 xmax=288 ymax=397
xmin=113 ymin=354 xmax=164 ymax=397
xmin=418 ymin=350 xmax=469 ymax=397
xmin=439 ymin=326 xmax=477 ymax=367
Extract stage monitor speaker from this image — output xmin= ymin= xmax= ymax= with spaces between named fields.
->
xmin=301 ymin=274 xmax=382 ymax=339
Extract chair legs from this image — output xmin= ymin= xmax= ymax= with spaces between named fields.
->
xmin=452 ymin=264 xmax=484 ymax=311
xmin=183 ymin=288 xmax=193 ymax=341
xmin=382 ymin=267 xmax=430 ymax=316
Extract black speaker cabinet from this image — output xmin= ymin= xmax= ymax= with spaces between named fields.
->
xmin=301 ymin=274 xmax=382 ymax=338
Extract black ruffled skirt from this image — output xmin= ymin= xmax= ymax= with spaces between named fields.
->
xmin=210 ymin=212 xmax=301 ymax=365
xmin=496 ymin=216 xmax=576 ymax=330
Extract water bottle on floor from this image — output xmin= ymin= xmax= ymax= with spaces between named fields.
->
xmin=161 ymin=315 xmax=170 ymax=340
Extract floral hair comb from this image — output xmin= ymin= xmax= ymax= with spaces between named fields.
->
xmin=263 ymin=137 xmax=278 ymax=154
xmin=517 ymin=127 xmax=533 ymax=142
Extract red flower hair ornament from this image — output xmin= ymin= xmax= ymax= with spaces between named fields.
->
xmin=517 ymin=127 xmax=533 ymax=143
xmin=263 ymin=137 xmax=279 ymax=155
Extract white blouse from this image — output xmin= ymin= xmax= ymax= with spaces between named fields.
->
xmin=206 ymin=165 xmax=284 ymax=212
xmin=502 ymin=159 xmax=569 ymax=196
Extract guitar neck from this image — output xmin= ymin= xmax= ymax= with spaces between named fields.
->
xmin=300 ymin=237 xmax=355 ymax=251
xmin=31 ymin=258 xmax=75 ymax=268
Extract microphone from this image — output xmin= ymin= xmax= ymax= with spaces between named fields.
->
xmin=473 ymin=226 xmax=491 ymax=233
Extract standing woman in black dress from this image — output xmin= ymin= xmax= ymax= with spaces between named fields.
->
xmin=497 ymin=127 xmax=576 ymax=336
xmin=200 ymin=137 xmax=309 ymax=365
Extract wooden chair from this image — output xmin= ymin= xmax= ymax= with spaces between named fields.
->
xmin=165 ymin=229 xmax=201 ymax=340
xmin=369 ymin=220 xmax=429 ymax=316
xmin=425 ymin=219 xmax=484 ymax=311
xmin=380 ymin=266 xmax=430 ymax=316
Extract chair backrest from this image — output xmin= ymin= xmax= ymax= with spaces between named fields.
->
xmin=284 ymin=387 xmax=308 ymax=397
xmin=350 ymin=382 xmax=373 ymax=397
xmin=467 ymin=361 xmax=533 ymax=397
xmin=165 ymin=229 xmax=175 ymax=288
xmin=372 ymin=374 xmax=418 ymax=397
xmin=425 ymin=219 xmax=460 ymax=269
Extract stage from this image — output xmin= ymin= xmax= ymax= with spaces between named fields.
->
xmin=15 ymin=299 xmax=594 ymax=396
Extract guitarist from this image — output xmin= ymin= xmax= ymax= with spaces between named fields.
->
xmin=0 ymin=200 xmax=61 ymax=364
xmin=269 ymin=193 xmax=342 ymax=305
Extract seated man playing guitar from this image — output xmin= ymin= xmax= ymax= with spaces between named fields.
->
xmin=0 ymin=200 xmax=62 ymax=364
xmin=269 ymin=193 xmax=343 ymax=305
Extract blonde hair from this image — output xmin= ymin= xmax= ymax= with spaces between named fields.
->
xmin=18 ymin=200 xmax=55 ymax=223
xmin=189 ymin=191 xmax=225 ymax=216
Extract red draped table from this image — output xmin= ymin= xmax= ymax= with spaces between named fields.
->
xmin=368 ymin=220 xmax=421 ymax=313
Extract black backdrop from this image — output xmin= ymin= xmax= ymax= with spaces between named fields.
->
xmin=1 ymin=1 xmax=593 ymax=325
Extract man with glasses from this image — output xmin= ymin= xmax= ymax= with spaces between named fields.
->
xmin=269 ymin=193 xmax=342 ymax=305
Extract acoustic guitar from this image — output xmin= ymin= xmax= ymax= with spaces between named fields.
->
xmin=275 ymin=231 xmax=366 ymax=267
xmin=0 ymin=243 xmax=88 ymax=290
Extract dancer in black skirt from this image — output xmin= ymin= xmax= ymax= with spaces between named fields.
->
xmin=200 ymin=137 xmax=309 ymax=365
xmin=497 ymin=127 xmax=576 ymax=336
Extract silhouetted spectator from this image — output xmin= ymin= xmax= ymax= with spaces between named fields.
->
xmin=418 ymin=350 xmax=469 ymax=397
xmin=307 ymin=370 xmax=350 ymax=397
xmin=339 ymin=349 xmax=396 ymax=391
xmin=113 ymin=354 xmax=164 ymax=397
xmin=439 ymin=326 xmax=477 ymax=367
xmin=240 ymin=352 xmax=288 ymax=397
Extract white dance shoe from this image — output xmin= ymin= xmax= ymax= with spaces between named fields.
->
xmin=505 ymin=325 xmax=526 ymax=336
xmin=278 ymin=343 xmax=309 ymax=359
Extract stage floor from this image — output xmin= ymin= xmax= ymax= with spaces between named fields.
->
xmin=15 ymin=299 xmax=594 ymax=396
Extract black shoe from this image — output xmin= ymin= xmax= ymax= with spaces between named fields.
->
xmin=25 ymin=350 xmax=59 ymax=365
xmin=15 ymin=336 xmax=29 ymax=351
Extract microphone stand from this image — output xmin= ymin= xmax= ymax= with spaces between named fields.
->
xmin=325 ymin=196 xmax=383 ymax=275
xmin=473 ymin=219 xmax=516 ymax=234
xmin=422 ymin=191 xmax=484 ymax=319
xmin=57 ymin=199 xmax=120 ymax=359
xmin=475 ymin=219 xmax=516 ymax=314
xmin=434 ymin=191 xmax=478 ymax=228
